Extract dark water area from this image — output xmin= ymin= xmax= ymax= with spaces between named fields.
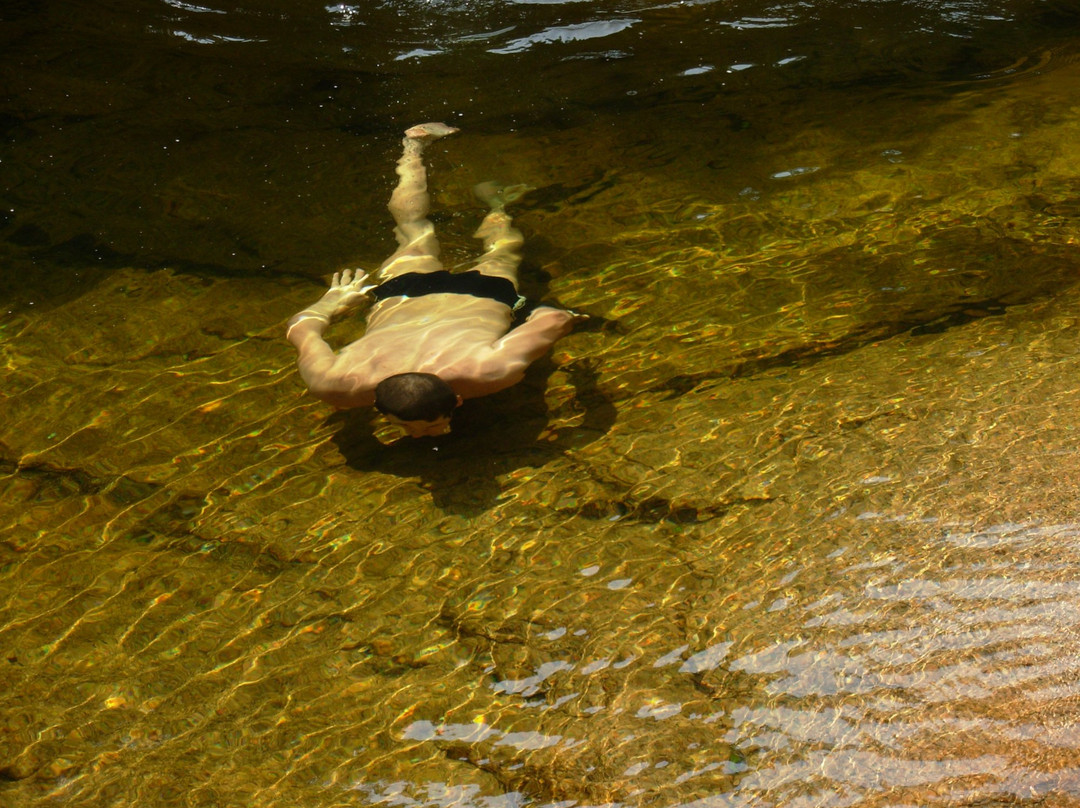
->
xmin=3 ymin=0 xmax=1080 ymax=306
xmin=7 ymin=2 xmax=1080 ymax=807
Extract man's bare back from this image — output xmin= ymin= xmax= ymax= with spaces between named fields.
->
xmin=286 ymin=123 xmax=583 ymax=437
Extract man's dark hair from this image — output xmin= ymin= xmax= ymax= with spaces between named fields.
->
xmin=374 ymin=373 xmax=458 ymax=422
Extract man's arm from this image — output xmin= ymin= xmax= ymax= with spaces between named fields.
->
xmin=286 ymin=313 xmax=340 ymax=397
xmin=285 ymin=269 xmax=377 ymax=407
xmin=478 ymin=306 xmax=585 ymax=391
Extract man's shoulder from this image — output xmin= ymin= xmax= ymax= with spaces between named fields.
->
xmin=421 ymin=342 xmax=524 ymax=393
xmin=306 ymin=352 xmax=376 ymax=404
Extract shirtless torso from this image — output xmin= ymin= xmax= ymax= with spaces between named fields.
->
xmin=285 ymin=123 xmax=582 ymax=437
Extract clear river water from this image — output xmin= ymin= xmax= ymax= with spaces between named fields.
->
xmin=4 ymin=1 xmax=1080 ymax=806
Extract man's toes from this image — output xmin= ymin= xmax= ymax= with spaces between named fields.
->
xmin=405 ymin=122 xmax=459 ymax=140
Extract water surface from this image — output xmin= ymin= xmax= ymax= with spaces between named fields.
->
xmin=4 ymin=1 xmax=1080 ymax=806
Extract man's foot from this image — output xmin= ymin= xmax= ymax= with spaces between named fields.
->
xmin=404 ymin=122 xmax=459 ymax=143
xmin=473 ymin=210 xmax=514 ymax=243
xmin=474 ymin=181 xmax=534 ymax=212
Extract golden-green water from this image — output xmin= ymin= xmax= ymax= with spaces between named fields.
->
xmin=5 ymin=1 xmax=1080 ymax=806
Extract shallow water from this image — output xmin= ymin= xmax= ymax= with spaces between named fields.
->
xmin=4 ymin=1 xmax=1080 ymax=806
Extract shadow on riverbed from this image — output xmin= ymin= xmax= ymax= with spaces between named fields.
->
xmin=328 ymin=357 xmax=617 ymax=516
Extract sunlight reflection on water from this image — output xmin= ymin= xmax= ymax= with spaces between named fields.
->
xmin=3 ymin=0 xmax=1080 ymax=806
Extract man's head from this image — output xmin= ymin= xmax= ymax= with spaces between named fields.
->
xmin=374 ymin=373 xmax=461 ymax=438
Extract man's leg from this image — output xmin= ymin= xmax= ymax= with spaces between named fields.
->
xmin=470 ymin=182 xmax=528 ymax=289
xmin=377 ymin=122 xmax=458 ymax=281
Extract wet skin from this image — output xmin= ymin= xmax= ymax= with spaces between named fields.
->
xmin=286 ymin=123 xmax=584 ymax=438
xmin=286 ymin=268 xmax=581 ymax=413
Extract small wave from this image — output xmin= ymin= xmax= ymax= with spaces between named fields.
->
xmin=489 ymin=18 xmax=639 ymax=54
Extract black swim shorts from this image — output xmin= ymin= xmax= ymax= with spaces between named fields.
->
xmin=371 ymin=270 xmax=526 ymax=311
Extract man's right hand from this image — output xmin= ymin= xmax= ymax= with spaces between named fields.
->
xmin=286 ymin=268 xmax=376 ymax=343
xmin=319 ymin=268 xmax=376 ymax=318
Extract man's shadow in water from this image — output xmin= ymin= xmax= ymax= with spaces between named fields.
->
xmin=328 ymin=354 xmax=617 ymax=516
xmin=326 ymin=194 xmax=624 ymax=514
